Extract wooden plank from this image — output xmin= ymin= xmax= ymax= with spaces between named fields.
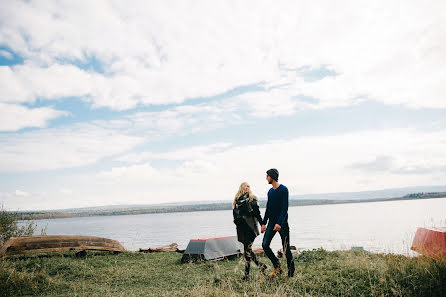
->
xmin=139 ymin=243 xmax=178 ymax=253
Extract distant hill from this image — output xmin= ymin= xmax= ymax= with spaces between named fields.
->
xmin=14 ymin=186 xmax=446 ymax=220
xmin=289 ymin=185 xmax=446 ymax=201
xmin=21 ymin=185 xmax=446 ymax=213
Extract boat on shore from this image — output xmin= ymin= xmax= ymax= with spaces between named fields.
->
xmin=411 ymin=227 xmax=446 ymax=258
xmin=0 ymin=235 xmax=125 ymax=257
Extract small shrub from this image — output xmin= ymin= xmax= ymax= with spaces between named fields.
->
xmin=0 ymin=203 xmax=46 ymax=246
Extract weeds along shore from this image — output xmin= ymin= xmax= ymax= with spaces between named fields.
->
xmin=1 ymin=248 xmax=446 ymax=297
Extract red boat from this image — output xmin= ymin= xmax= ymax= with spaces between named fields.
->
xmin=411 ymin=227 xmax=446 ymax=258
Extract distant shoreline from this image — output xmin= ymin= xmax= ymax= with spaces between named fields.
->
xmin=15 ymin=192 xmax=446 ymax=220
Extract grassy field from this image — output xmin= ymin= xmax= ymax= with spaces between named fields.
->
xmin=1 ymin=248 xmax=446 ymax=297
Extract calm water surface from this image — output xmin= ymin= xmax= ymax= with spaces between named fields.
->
xmin=28 ymin=198 xmax=446 ymax=255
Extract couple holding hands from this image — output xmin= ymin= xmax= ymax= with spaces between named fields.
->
xmin=233 ymin=168 xmax=295 ymax=280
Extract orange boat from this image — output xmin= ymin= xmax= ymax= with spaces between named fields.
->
xmin=411 ymin=227 xmax=446 ymax=259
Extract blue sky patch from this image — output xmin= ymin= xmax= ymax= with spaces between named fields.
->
xmin=0 ymin=47 xmax=23 ymax=66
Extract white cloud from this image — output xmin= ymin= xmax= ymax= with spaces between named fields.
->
xmin=0 ymin=190 xmax=53 ymax=211
xmin=123 ymin=101 xmax=242 ymax=135
xmin=0 ymin=49 xmax=13 ymax=59
xmin=3 ymin=128 xmax=446 ymax=210
xmin=59 ymin=188 xmax=73 ymax=195
xmin=15 ymin=190 xmax=30 ymax=197
xmin=0 ymin=123 xmax=144 ymax=172
xmin=228 ymin=88 xmax=304 ymax=118
xmin=58 ymin=128 xmax=446 ymax=208
xmin=264 ymin=1 xmax=446 ymax=109
xmin=0 ymin=63 xmax=129 ymax=108
xmin=0 ymin=103 xmax=68 ymax=131
xmin=1 ymin=1 xmax=446 ymax=210
xmin=0 ymin=1 xmax=277 ymax=109
xmin=0 ymin=63 xmax=91 ymax=104
xmin=97 ymin=91 xmax=308 ymax=140
xmin=117 ymin=142 xmax=232 ymax=163
xmin=97 ymin=163 xmax=159 ymax=183
xmin=0 ymin=0 xmax=444 ymax=110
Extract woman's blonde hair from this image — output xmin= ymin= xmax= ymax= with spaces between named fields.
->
xmin=233 ymin=182 xmax=256 ymax=206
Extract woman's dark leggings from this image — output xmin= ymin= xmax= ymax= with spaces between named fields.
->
xmin=243 ymin=241 xmax=262 ymax=275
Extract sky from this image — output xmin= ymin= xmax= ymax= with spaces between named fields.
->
xmin=0 ymin=0 xmax=445 ymax=210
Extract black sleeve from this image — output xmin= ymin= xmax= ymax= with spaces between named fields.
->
xmin=251 ymin=199 xmax=263 ymax=224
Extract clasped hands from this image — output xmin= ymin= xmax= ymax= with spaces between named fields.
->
xmin=260 ymin=224 xmax=281 ymax=233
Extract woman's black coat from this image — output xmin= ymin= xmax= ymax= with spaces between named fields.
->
xmin=233 ymin=193 xmax=263 ymax=244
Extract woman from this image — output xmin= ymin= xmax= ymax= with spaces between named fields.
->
xmin=233 ymin=182 xmax=267 ymax=280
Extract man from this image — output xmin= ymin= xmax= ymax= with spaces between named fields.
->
xmin=261 ymin=168 xmax=295 ymax=278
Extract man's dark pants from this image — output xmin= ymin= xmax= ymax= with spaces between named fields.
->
xmin=262 ymin=221 xmax=295 ymax=275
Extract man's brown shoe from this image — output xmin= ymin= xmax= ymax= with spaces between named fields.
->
xmin=268 ymin=266 xmax=283 ymax=278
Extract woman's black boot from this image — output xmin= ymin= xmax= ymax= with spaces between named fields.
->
xmin=259 ymin=263 xmax=268 ymax=275
xmin=242 ymin=262 xmax=250 ymax=280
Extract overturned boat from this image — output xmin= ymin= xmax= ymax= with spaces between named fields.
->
xmin=411 ymin=227 xmax=446 ymax=259
xmin=181 ymin=235 xmax=243 ymax=262
xmin=0 ymin=235 xmax=126 ymax=257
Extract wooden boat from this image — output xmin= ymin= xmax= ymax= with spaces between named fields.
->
xmin=0 ymin=235 xmax=125 ymax=257
xmin=411 ymin=227 xmax=446 ymax=259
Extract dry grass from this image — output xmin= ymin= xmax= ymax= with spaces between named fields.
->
xmin=1 ymin=248 xmax=445 ymax=296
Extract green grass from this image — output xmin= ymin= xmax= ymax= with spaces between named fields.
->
xmin=1 ymin=249 xmax=446 ymax=296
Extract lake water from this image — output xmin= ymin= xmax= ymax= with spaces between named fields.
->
xmin=28 ymin=198 xmax=446 ymax=255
